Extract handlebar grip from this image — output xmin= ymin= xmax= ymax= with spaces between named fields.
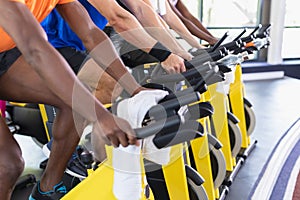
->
xmin=161 ymin=87 xmax=194 ymax=101
xmin=153 ymin=120 xmax=204 ymax=149
xmin=233 ymin=28 xmax=247 ymax=41
xmin=189 ymin=48 xmax=208 ymax=57
xmin=209 ymin=31 xmax=229 ymax=53
xmin=147 ymin=92 xmax=200 ymax=120
xmin=135 ymin=115 xmax=181 ymax=139
xmin=249 ymin=24 xmax=262 ymax=36
xmin=150 ymin=62 xmax=212 ymax=84
xmin=222 ymin=41 xmax=243 ymax=52
xmin=184 ymin=60 xmax=196 ymax=70
xmin=188 ymin=59 xmax=212 ymax=72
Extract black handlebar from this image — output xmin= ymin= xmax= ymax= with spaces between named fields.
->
xmin=233 ymin=28 xmax=247 ymax=41
xmin=209 ymin=31 xmax=229 ymax=53
xmin=135 ymin=115 xmax=181 ymax=139
xmin=153 ymin=120 xmax=204 ymax=149
xmin=190 ymin=24 xmax=271 ymax=59
xmin=150 ymin=62 xmax=213 ymax=84
xmin=147 ymin=91 xmax=200 ymax=120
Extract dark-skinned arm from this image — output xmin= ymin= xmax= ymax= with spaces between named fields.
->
xmin=0 ymin=1 xmax=137 ymax=146
xmin=56 ymin=2 xmax=144 ymax=95
xmin=168 ymin=0 xmax=217 ymax=45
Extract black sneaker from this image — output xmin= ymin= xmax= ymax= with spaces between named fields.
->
xmin=66 ymin=154 xmax=88 ymax=179
xmin=42 ymin=142 xmax=88 ymax=179
xmin=28 ymin=181 xmax=67 ymax=200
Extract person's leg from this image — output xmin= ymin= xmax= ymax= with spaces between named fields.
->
xmin=0 ymin=116 xmax=24 ymax=200
xmin=40 ymin=47 xmax=90 ymax=179
xmin=0 ymin=56 xmax=83 ymax=196
xmin=42 ymin=47 xmax=123 ymax=177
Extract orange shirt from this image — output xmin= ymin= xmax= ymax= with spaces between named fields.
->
xmin=0 ymin=0 xmax=75 ymax=52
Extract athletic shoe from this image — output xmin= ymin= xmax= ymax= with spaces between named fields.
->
xmin=66 ymin=154 xmax=88 ymax=179
xmin=28 ymin=181 xmax=67 ymax=200
xmin=42 ymin=141 xmax=87 ymax=179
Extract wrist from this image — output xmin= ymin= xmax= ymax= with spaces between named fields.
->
xmin=131 ymin=87 xmax=148 ymax=97
xmin=149 ymin=42 xmax=172 ymax=62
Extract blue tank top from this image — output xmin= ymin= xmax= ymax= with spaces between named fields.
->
xmin=41 ymin=0 xmax=108 ymax=51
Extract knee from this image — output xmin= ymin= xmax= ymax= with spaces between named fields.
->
xmin=0 ymin=152 xmax=24 ymax=184
xmin=10 ymin=156 xmax=25 ymax=180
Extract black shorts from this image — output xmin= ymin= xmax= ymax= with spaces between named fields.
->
xmin=0 ymin=47 xmax=22 ymax=77
xmin=0 ymin=46 xmax=89 ymax=78
xmin=56 ymin=47 xmax=90 ymax=74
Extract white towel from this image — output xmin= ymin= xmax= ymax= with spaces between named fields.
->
xmin=113 ymin=89 xmax=169 ymax=200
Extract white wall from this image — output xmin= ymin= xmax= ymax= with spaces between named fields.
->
xmin=267 ymin=0 xmax=286 ymax=64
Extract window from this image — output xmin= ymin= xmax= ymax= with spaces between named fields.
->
xmin=201 ymin=0 xmax=259 ymax=38
xmin=201 ymin=0 xmax=260 ymax=59
xmin=182 ymin=0 xmax=300 ymax=61
xmin=282 ymin=0 xmax=300 ymax=59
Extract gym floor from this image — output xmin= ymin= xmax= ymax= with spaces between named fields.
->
xmin=11 ymin=75 xmax=300 ymax=200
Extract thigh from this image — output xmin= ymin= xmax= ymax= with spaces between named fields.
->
xmin=0 ymin=55 xmax=64 ymax=107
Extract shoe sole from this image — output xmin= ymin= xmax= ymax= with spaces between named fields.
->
xmin=43 ymin=144 xmax=86 ymax=180
xmin=65 ymin=168 xmax=86 ymax=180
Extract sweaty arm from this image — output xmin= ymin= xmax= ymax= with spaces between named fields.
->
xmin=119 ymin=0 xmax=192 ymax=60
xmin=0 ymin=1 xmax=109 ymax=123
xmin=163 ymin=1 xmax=202 ymax=49
xmin=168 ymin=0 xmax=217 ymax=45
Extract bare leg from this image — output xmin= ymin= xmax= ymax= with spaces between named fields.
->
xmin=0 ymin=56 xmax=84 ymax=195
xmin=0 ymin=116 xmax=24 ymax=200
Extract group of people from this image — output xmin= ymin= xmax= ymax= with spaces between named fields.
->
xmin=0 ymin=0 xmax=217 ymax=199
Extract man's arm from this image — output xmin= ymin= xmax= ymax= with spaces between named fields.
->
xmin=168 ymin=0 xmax=218 ymax=45
xmin=0 ymin=0 xmax=137 ymax=146
xmin=87 ymin=0 xmax=185 ymax=73
xmin=176 ymin=0 xmax=213 ymax=36
xmin=119 ymin=0 xmax=192 ymax=60
xmin=89 ymin=0 xmax=156 ymax=53
xmin=162 ymin=0 xmax=202 ymax=49
xmin=56 ymin=2 xmax=142 ymax=95
xmin=0 ymin=1 xmax=102 ymax=121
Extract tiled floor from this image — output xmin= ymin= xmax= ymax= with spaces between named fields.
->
xmin=11 ymin=75 xmax=300 ymax=200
